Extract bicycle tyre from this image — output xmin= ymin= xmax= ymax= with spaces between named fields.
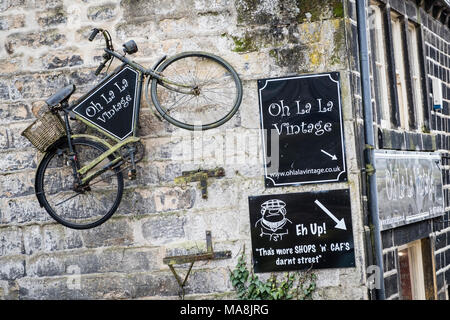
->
xmin=149 ymin=51 xmax=243 ymax=130
xmin=35 ymin=138 xmax=124 ymax=229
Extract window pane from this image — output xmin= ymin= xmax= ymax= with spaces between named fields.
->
xmin=369 ymin=3 xmax=391 ymax=128
xmin=407 ymin=23 xmax=424 ymax=130
xmin=391 ymin=14 xmax=409 ymax=130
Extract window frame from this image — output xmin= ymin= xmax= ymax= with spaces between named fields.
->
xmin=390 ymin=11 xmax=410 ymax=130
xmin=398 ymin=240 xmax=426 ymax=300
xmin=406 ymin=21 xmax=425 ymax=131
xmin=367 ymin=2 xmax=430 ymax=134
xmin=369 ymin=2 xmax=392 ymax=129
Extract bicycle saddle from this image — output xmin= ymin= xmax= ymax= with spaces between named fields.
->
xmin=46 ymin=84 xmax=76 ymax=107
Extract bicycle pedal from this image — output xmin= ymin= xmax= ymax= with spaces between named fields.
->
xmin=128 ymin=169 xmax=137 ymax=180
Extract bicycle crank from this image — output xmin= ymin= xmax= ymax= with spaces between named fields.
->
xmin=120 ymin=141 xmax=145 ymax=164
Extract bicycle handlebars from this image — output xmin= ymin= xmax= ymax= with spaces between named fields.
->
xmin=88 ymin=28 xmax=100 ymax=41
xmin=95 ymin=60 xmax=107 ymax=76
xmin=88 ymin=28 xmax=114 ymax=75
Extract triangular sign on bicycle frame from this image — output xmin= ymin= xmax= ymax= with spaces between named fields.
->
xmin=72 ymin=66 xmax=139 ymax=141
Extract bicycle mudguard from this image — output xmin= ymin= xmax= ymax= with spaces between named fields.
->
xmin=151 ymin=55 xmax=167 ymax=70
xmin=143 ymin=55 xmax=168 ymax=122
xmin=34 ymin=142 xmax=65 ymax=208
xmin=33 ymin=134 xmax=117 ymax=208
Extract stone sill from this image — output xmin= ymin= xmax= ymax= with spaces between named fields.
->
xmin=377 ymin=127 xmax=437 ymax=152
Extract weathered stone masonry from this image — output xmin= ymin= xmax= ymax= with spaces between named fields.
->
xmin=4 ymin=0 xmax=442 ymax=300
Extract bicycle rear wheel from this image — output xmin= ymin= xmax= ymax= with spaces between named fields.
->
xmin=149 ymin=52 xmax=242 ymax=130
xmin=35 ymin=138 xmax=124 ymax=229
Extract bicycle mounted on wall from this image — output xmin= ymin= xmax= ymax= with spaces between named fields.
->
xmin=22 ymin=28 xmax=243 ymax=229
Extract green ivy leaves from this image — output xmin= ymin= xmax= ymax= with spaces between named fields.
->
xmin=229 ymin=247 xmax=317 ymax=300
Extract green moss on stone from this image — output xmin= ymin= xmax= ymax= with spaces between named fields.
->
xmin=296 ymin=0 xmax=344 ymax=22
xmin=332 ymin=1 xmax=344 ymax=18
xmin=235 ymin=0 xmax=257 ymax=24
xmin=330 ymin=19 xmax=346 ymax=65
xmin=269 ymin=49 xmax=277 ymax=59
xmin=231 ymin=35 xmax=257 ymax=53
xmin=268 ymin=45 xmax=307 ymax=71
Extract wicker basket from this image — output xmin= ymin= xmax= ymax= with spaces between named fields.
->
xmin=21 ymin=111 xmax=66 ymax=152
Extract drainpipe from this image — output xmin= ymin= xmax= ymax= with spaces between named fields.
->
xmin=355 ymin=0 xmax=386 ymax=300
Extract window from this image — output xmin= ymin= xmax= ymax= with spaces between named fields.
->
xmin=407 ymin=22 xmax=424 ymax=130
xmin=397 ymin=238 xmax=438 ymax=300
xmin=398 ymin=241 xmax=426 ymax=300
xmin=391 ymin=13 xmax=409 ymax=130
xmin=369 ymin=3 xmax=391 ymax=128
xmin=368 ymin=5 xmax=428 ymax=133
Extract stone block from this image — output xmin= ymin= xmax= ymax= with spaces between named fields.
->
xmin=10 ymin=73 xmax=69 ymax=100
xmin=22 ymin=225 xmax=41 ymax=255
xmin=0 ymin=14 xmax=26 ymax=30
xmin=0 ymin=122 xmax=33 ymax=151
xmin=115 ymin=20 xmax=158 ymax=42
xmin=67 ymin=69 xmax=98 ymax=89
xmin=80 ymin=218 xmax=133 ymax=249
xmin=118 ymin=187 xmax=156 ymax=215
xmin=184 ymin=268 xmax=231 ymax=294
xmin=158 ymin=13 xmax=230 ymax=40
xmin=26 ymin=254 xmax=65 ymax=277
xmin=0 ymin=227 xmax=23 ymax=256
xmin=193 ymin=0 xmax=230 ymax=12
xmin=0 ymin=171 xmax=34 ymax=199
xmin=0 ymin=150 xmax=37 ymax=173
xmin=39 ymin=51 xmax=83 ymax=70
xmin=0 ymin=257 xmax=25 ymax=280
xmin=183 ymin=210 xmax=243 ymax=242
xmin=42 ymin=224 xmax=83 ymax=252
xmin=26 ymin=246 xmax=161 ymax=277
xmin=0 ymin=0 xmax=26 ymax=13
xmin=127 ymin=161 xmax=182 ymax=188
xmin=141 ymin=214 xmax=187 ymax=244
xmin=0 ymin=196 xmax=51 ymax=225
xmin=17 ymin=271 xmax=179 ymax=299
xmin=5 ymin=29 xmax=66 ymax=54
xmin=0 ymin=102 xmax=31 ymax=123
xmin=87 ymin=4 xmax=118 ymax=21
xmin=34 ymin=0 xmax=63 ymax=10
xmin=135 ymin=108 xmax=171 ymax=138
xmin=120 ymin=0 xmax=196 ymax=20
xmin=36 ymin=7 xmax=67 ymax=27
xmin=0 ymin=80 xmax=10 ymax=100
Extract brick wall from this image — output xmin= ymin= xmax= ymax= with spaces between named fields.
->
xmin=0 ymin=0 xmax=369 ymax=299
xmin=422 ymin=7 xmax=450 ymax=301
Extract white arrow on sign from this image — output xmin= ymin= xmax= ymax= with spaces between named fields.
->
xmin=314 ymin=199 xmax=347 ymax=230
xmin=320 ymin=149 xmax=337 ymax=160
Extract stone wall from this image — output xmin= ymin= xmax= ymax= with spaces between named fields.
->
xmin=0 ymin=0 xmax=368 ymax=299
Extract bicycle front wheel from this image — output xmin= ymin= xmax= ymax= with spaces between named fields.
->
xmin=35 ymin=138 xmax=124 ymax=229
xmin=149 ymin=52 xmax=243 ymax=130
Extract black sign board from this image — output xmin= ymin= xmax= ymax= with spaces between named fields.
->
xmin=258 ymin=72 xmax=347 ymax=187
xmin=72 ymin=66 xmax=139 ymax=140
xmin=248 ymin=189 xmax=355 ymax=273
xmin=374 ymin=150 xmax=445 ymax=230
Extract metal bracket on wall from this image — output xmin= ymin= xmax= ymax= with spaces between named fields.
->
xmin=364 ymin=164 xmax=376 ymax=176
xmin=163 ymin=231 xmax=232 ymax=299
xmin=174 ymin=167 xmax=225 ymax=199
